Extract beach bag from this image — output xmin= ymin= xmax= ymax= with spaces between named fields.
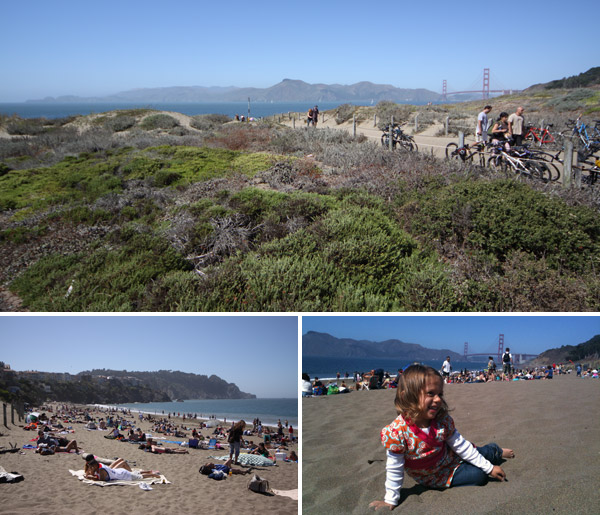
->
xmin=247 ymin=474 xmax=271 ymax=494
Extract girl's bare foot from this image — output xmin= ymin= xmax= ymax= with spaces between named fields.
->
xmin=502 ymin=448 xmax=515 ymax=459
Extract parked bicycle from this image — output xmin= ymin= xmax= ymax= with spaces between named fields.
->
xmin=445 ymin=141 xmax=486 ymax=165
xmin=523 ymin=123 xmax=556 ymax=146
xmin=381 ymin=124 xmax=418 ymax=151
xmin=487 ymin=143 xmax=554 ymax=182
xmin=562 ymin=116 xmax=600 ymax=160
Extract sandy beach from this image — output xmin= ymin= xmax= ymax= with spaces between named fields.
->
xmin=0 ymin=405 xmax=297 ymax=515
xmin=302 ymin=373 xmax=600 ymax=514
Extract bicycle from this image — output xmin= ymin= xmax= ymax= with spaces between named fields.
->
xmin=523 ymin=123 xmax=555 ymax=146
xmin=486 ymin=143 xmax=553 ymax=183
xmin=445 ymin=141 xmax=486 ymax=166
xmin=381 ymin=124 xmax=418 ymax=151
xmin=562 ymin=116 xmax=600 ymax=160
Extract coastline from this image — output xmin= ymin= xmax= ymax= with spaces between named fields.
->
xmin=302 ymin=373 xmax=600 ymax=514
xmin=92 ymin=398 xmax=297 ymax=429
xmin=0 ymin=402 xmax=298 ymax=515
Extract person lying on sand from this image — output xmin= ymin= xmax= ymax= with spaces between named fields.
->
xmin=36 ymin=429 xmax=80 ymax=454
xmin=84 ymin=456 xmax=160 ymax=481
xmin=199 ymin=459 xmax=250 ymax=476
xmin=370 ymin=364 xmax=515 ymax=511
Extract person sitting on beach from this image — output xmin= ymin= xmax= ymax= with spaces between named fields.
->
xmin=199 ymin=459 xmax=250 ymax=476
xmin=84 ymin=456 xmax=160 ymax=481
xmin=369 ymin=364 xmax=515 ymax=511
xmin=287 ymin=450 xmax=298 ymax=461
xmin=250 ymin=442 xmax=271 ymax=458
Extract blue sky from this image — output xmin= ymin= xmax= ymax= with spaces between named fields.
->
xmin=302 ymin=315 xmax=600 ymax=356
xmin=1 ymin=0 xmax=597 ymax=102
xmin=0 ymin=315 xmax=298 ymax=398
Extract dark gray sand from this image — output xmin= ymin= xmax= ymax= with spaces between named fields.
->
xmin=302 ymin=374 xmax=600 ymax=514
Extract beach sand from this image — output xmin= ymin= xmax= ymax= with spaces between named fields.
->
xmin=0 ymin=405 xmax=297 ymax=515
xmin=302 ymin=373 xmax=600 ymax=514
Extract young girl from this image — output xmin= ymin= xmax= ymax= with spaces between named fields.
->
xmin=370 ymin=365 xmax=514 ymax=511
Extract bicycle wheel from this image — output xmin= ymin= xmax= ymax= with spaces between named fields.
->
xmin=398 ymin=139 xmax=414 ymax=152
xmin=487 ymin=155 xmax=506 ymax=174
xmin=528 ymin=161 xmax=552 ymax=183
xmin=445 ymin=142 xmax=458 ymax=159
xmin=407 ymin=137 xmax=418 ymax=152
xmin=381 ymin=134 xmax=395 ymax=148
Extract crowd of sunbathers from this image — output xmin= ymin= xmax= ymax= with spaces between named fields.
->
xmin=27 ymin=403 xmax=298 ymax=466
xmin=304 ymin=363 xmax=581 ymax=396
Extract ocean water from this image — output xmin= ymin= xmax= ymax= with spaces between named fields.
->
xmin=0 ymin=101 xmax=363 ymax=120
xmin=107 ymin=398 xmax=297 ymax=428
xmin=302 ymin=356 xmax=488 ymax=381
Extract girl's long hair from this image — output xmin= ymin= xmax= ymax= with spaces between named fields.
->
xmin=394 ymin=364 xmax=449 ymax=422
xmin=231 ymin=419 xmax=246 ymax=432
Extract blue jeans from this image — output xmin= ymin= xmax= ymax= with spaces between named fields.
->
xmin=229 ymin=441 xmax=241 ymax=460
xmin=451 ymin=443 xmax=502 ymax=487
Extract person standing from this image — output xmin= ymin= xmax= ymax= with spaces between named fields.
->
xmin=312 ymin=105 xmax=319 ymax=127
xmin=508 ymin=107 xmax=525 ymax=146
xmin=502 ymin=348 xmax=513 ymax=380
xmin=307 ymin=107 xmax=314 ymax=128
xmin=441 ymin=356 xmax=452 ymax=382
xmin=476 ymin=105 xmax=492 ymax=144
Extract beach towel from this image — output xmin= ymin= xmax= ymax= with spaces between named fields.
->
xmin=69 ymin=469 xmax=171 ymax=487
xmin=210 ymin=453 xmax=275 ymax=467
xmin=272 ymin=489 xmax=298 ymax=500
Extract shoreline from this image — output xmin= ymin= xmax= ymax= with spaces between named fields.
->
xmin=90 ymin=403 xmax=295 ymax=429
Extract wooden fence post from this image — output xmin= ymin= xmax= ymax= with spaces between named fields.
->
xmin=374 ymin=114 xmax=377 ymax=127
xmin=2 ymin=403 xmax=7 ymax=428
xmin=563 ymin=138 xmax=573 ymax=188
xmin=414 ymin=113 xmax=419 ymax=133
xmin=445 ymin=116 xmax=449 ymax=136
xmin=292 ymin=116 xmax=295 ymax=129
xmin=353 ymin=115 xmax=356 ymax=138
xmin=458 ymin=131 xmax=465 ymax=149
xmin=389 ymin=116 xmax=394 ymax=151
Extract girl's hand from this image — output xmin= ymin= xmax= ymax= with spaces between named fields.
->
xmin=369 ymin=500 xmax=396 ymax=511
xmin=489 ymin=465 xmax=506 ymax=481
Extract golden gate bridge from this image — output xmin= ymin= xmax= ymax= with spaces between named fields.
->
xmin=463 ymin=334 xmax=538 ymax=364
xmin=441 ymin=68 xmax=521 ymax=101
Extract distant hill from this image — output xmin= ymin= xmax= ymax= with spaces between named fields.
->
xmin=0 ymin=366 xmax=255 ymax=405
xmin=525 ymin=67 xmax=600 ymax=92
xmin=28 ymin=79 xmax=441 ymax=104
xmin=83 ymin=369 xmax=255 ymax=401
xmin=525 ymin=334 xmax=600 ymax=366
xmin=303 ymin=331 xmax=464 ymax=361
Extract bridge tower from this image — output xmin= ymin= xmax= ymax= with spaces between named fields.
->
xmin=483 ymin=68 xmax=490 ymax=100
xmin=497 ymin=334 xmax=504 ymax=362
xmin=464 ymin=341 xmax=468 ymax=358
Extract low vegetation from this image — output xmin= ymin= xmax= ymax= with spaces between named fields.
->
xmin=1 ymin=90 xmax=600 ymax=311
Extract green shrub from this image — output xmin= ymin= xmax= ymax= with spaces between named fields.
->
xmin=11 ymin=231 xmax=193 ymax=311
xmin=139 ymin=114 xmax=180 ymax=130
xmin=190 ymin=114 xmax=231 ymax=131
xmin=406 ymin=179 xmax=600 ymax=273
xmin=334 ymin=104 xmax=356 ymax=124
